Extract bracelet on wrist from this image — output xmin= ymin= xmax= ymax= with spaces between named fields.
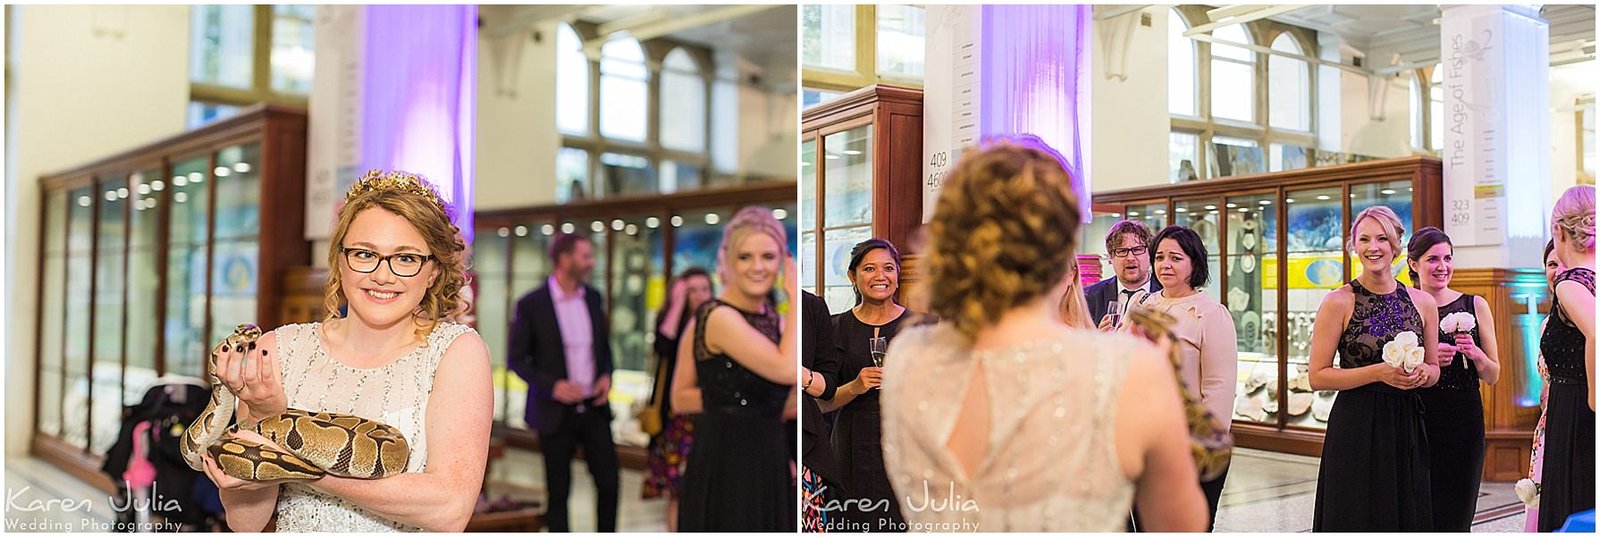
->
xmin=802 ymin=371 xmax=815 ymax=390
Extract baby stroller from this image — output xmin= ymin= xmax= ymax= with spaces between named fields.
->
xmin=100 ymin=377 xmax=224 ymax=532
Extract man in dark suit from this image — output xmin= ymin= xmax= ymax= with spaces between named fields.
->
xmin=508 ymin=233 xmax=619 ymax=532
xmin=1085 ymin=219 xmax=1161 ymax=330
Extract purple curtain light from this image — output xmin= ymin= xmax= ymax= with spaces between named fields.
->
xmin=362 ymin=5 xmax=477 ymax=241
xmin=979 ymin=4 xmax=1092 ymax=222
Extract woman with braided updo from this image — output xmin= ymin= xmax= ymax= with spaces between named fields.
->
xmin=1537 ymin=184 xmax=1595 ymax=532
xmin=879 ymin=136 xmax=1206 ymax=531
xmin=201 ymin=171 xmax=491 ymax=531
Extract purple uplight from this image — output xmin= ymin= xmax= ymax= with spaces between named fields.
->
xmin=362 ymin=5 xmax=477 ymax=242
xmin=979 ymin=4 xmax=1091 ymax=223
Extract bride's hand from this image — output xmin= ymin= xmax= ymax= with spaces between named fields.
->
xmin=216 ymin=336 xmax=287 ymax=418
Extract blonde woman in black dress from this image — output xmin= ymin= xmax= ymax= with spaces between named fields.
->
xmin=1308 ymin=205 xmax=1441 ymax=531
xmin=1538 ymin=185 xmax=1595 ymax=531
xmin=671 ymin=206 xmax=797 ymax=531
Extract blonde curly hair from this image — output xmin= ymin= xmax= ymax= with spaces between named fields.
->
xmin=324 ymin=172 xmax=468 ymax=343
xmin=926 ymin=136 xmax=1083 ymax=339
xmin=1552 ymin=184 xmax=1596 ymax=252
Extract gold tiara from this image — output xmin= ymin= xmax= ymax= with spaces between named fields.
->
xmin=346 ymin=170 xmax=445 ymax=209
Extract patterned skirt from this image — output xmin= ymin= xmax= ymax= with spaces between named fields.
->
xmin=642 ymin=415 xmax=695 ymax=500
xmin=802 ymin=466 xmax=832 ymax=532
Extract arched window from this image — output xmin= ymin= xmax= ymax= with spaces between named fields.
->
xmin=555 ymin=24 xmax=589 ymax=136
xmin=1168 ymin=10 xmax=1196 ymax=117
xmin=1268 ymin=33 xmax=1309 ymax=131
xmin=599 ymin=37 xmax=648 ymax=142
xmin=1410 ymin=70 xmax=1425 ymax=150
xmin=1209 ymin=24 xmax=1254 ymax=122
xmin=1429 ymin=66 xmax=1444 ymax=152
xmin=659 ymin=48 xmax=707 ymax=153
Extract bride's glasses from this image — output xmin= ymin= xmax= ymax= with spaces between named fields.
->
xmin=342 ymin=247 xmax=435 ymax=277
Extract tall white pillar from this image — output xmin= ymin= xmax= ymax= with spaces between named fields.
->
xmin=1439 ymin=5 xmax=1550 ymax=268
xmin=922 ymin=5 xmax=1092 ymax=223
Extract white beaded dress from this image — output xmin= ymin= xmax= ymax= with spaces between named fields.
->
xmin=268 ymin=321 xmax=473 ymax=532
xmin=880 ymin=324 xmax=1138 ymax=532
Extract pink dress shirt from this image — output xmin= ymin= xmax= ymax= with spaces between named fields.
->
xmin=550 ymin=276 xmax=595 ymax=395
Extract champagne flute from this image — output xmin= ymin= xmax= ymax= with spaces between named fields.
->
xmin=869 ymin=336 xmax=888 ymax=368
xmin=1107 ymin=300 xmax=1122 ymax=328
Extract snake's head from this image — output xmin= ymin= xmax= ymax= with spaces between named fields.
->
xmin=235 ymin=323 xmax=263 ymax=338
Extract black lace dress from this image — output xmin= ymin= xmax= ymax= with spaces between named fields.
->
xmin=1538 ymin=267 xmax=1595 ymax=532
xmin=1312 ymin=280 xmax=1434 ymax=531
xmin=677 ymin=299 xmax=794 ymax=532
xmin=1418 ymin=293 xmax=1485 ymax=532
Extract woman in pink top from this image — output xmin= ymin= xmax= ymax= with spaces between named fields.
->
xmin=1126 ymin=225 xmax=1238 ymax=531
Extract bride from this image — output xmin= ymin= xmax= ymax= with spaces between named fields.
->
xmin=879 ymin=137 xmax=1207 ymax=532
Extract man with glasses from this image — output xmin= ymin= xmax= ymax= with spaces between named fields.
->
xmin=508 ymin=233 xmax=620 ymax=532
xmin=1086 ymin=220 xmax=1162 ymax=331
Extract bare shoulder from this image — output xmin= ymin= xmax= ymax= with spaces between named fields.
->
xmin=1406 ymin=287 xmax=1438 ymax=309
xmin=705 ymin=302 xmax=744 ymax=326
xmin=441 ymin=328 xmax=489 ymax=364
xmin=1472 ymin=295 xmax=1493 ymax=315
xmin=1318 ymin=286 xmax=1355 ymax=311
xmin=1120 ymin=337 xmax=1168 ymax=382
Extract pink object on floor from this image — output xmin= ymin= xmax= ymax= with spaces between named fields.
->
xmin=124 ymin=421 xmax=157 ymax=488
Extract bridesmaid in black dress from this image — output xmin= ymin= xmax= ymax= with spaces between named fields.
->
xmin=1407 ymin=227 xmax=1502 ymax=531
xmin=672 ymin=207 xmax=797 ymax=532
xmin=818 ymin=239 xmax=930 ymax=532
xmin=1538 ymin=185 xmax=1596 ymax=532
xmin=1308 ymin=206 xmax=1442 ymax=531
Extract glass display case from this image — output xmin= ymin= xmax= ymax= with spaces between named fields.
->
xmin=473 ymin=182 xmax=796 ymax=455
xmin=33 ymin=105 xmax=308 ymax=487
xmin=1092 ymin=157 xmax=1451 ymax=455
xmin=801 ymin=84 xmax=924 ymax=314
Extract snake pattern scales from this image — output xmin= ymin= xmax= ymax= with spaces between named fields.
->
xmin=1126 ymin=308 xmax=1234 ymax=482
xmin=179 ymin=324 xmax=411 ymax=481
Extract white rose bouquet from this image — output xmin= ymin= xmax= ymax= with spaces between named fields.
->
xmin=1440 ymin=311 xmax=1477 ymax=334
xmin=1440 ymin=311 xmax=1477 ymax=369
xmin=1381 ymin=331 xmax=1425 ymax=374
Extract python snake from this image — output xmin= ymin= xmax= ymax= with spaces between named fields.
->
xmin=1125 ymin=308 xmax=1234 ymax=481
xmin=179 ymin=324 xmax=411 ymax=481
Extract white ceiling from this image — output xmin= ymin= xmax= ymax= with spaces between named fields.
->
xmin=1264 ymin=4 xmax=1595 ymax=72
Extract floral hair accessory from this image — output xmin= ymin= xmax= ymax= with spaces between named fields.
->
xmin=346 ymin=170 xmax=446 ymax=211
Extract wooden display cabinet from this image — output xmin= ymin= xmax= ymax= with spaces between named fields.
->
xmin=800 ymin=84 xmax=924 ymax=314
xmin=32 ymin=104 xmax=309 ymax=490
